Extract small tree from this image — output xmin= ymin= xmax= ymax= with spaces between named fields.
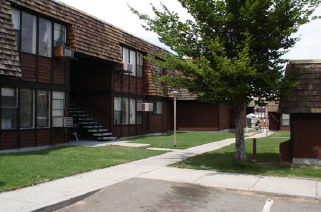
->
xmin=130 ymin=0 xmax=320 ymax=161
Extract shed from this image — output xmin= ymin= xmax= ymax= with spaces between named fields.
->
xmin=279 ymin=60 xmax=321 ymax=165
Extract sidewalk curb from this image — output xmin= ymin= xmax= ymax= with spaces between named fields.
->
xmin=32 ymin=189 xmax=101 ymax=212
xmin=224 ymin=187 xmax=321 ymax=201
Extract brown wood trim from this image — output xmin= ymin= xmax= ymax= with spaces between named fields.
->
xmin=50 ymin=90 xmax=53 ymax=145
xmin=0 ymin=86 xmax=2 ymax=149
xmin=17 ymin=87 xmax=21 ymax=148
xmin=34 ymin=89 xmax=38 ymax=146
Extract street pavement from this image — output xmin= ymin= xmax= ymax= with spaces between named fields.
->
xmin=56 ymin=178 xmax=321 ymax=212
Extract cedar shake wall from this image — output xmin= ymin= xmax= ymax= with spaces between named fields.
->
xmin=0 ymin=0 xmax=21 ymax=77
xmin=269 ymin=112 xmax=281 ymax=131
xmin=219 ymin=102 xmax=231 ymax=130
xmin=292 ymin=114 xmax=321 ymax=159
xmin=176 ymin=101 xmax=220 ymax=131
xmin=3 ymin=0 xmax=168 ymax=96
xmin=280 ymin=62 xmax=321 ymax=113
xmin=0 ymin=52 xmax=70 ymax=150
xmin=279 ymin=61 xmax=321 ymax=160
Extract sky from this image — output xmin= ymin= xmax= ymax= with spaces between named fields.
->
xmin=59 ymin=0 xmax=321 ymax=60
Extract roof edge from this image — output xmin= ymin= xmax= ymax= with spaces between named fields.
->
xmin=54 ymin=0 xmax=170 ymax=53
xmin=289 ymin=59 xmax=321 ymax=64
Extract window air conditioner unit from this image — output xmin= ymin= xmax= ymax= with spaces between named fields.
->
xmin=137 ymin=103 xmax=153 ymax=112
xmin=114 ymin=62 xmax=133 ymax=73
xmin=53 ymin=46 xmax=74 ymax=59
xmin=53 ymin=117 xmax=73 ymax=128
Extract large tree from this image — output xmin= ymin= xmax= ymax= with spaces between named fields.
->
xmin=130 ymin=0 xmax=320 ymax=161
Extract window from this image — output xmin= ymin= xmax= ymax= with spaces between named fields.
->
xmin=20 ymin=89 xmax=34 ymax=129
xmin=154 ymin=101 xmax=162 ymax=115
xmin=37 ymin=90 xmax=50 ymax=128
xmin=114 ymin=97 xmax=138 ymax=125
xmin=11 ymin=7 xmax=67 ymax=57
xmin=114 ymin=97 xmax=121 ymax=125
xmin=39 ymin=18 xmax=52 ymax=57
xmin=122 ymin=47 xmax=129 ymax=63
xmin=130 ymin=99 xmax=136 ymax=124
xmin=130 ymin=50 xmax=136 ymax=76
xmin=122 ymin=47 xmax=130 ymax=75
xmin=137 ymin=99 xmax=143 ymax=125
xmin=11 ymin=8 xmax=20 ymax=50
xmin=21 ymin=12 xmax=37 ymax=54
xmin=52 ymin=92 xmax=65 ymax=117
xmin=137 ymin=53 xmax=143 ymax=78
xmin=54 ymin=23 xmax=66 ymax=47
xmin=122 ymin=98 xmax=129 ymax=125
xmin=1 ymin=88 xmax=18 ymax=129
xmin=122 ymin=47 xmax=144 ymax=77
xmin=281 ymin=114 xmax=290 ymax=126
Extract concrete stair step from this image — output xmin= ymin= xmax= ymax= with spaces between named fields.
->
xmin=92 ymin=133 xmax=113 ymax=136
xmin=69 ymin=110 xmax=86 ymax=113
xmin=88 ymin=129 xmax=108 ymax=132
xmin=97 ymin=137 xmax=118 ymax=141
xmin=83 ymin=125 xmax=104 ymax=129
xmin=78 ymin=122 xmax=99 ymax=125
xmin=76 ymin=118 xmax=94 ymax=121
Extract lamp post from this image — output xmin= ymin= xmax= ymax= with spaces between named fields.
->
xmin=266 ymin=106 xmax=269 ymax=137
xmin=172 ymin=91 xmax=180 ymax=147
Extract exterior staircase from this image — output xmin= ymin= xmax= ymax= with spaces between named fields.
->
xmin=69 ymin=102 xmax=117 ymax=141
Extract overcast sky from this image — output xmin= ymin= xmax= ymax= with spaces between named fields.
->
xmin=59 ymin=0 xmax=321 ymax=60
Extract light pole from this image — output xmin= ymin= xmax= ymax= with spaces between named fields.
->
xmin=266 ymin=106 xmax=269 ymax=137
xmin=172 ymin=91 xmax=180 ymax=148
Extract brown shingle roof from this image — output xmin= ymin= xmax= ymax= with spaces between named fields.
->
xmin=0 ymin=0 xmax=21 ymax=77
xmin=1 ymin=0 xmax=172 ymax=96
xmin=9 ymin=0 xmax=166 ymax=62
xmin=279 ymin=60 xmax=321 ymax=113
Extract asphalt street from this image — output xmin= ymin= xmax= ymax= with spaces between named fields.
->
xmin=55 ymin=178 xmax=321 ymax=212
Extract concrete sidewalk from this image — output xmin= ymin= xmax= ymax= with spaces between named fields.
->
xmin=138 ymin=167 xmax=320 ymax=199
xmin=1 ymin=131 xmax=317 ymax=212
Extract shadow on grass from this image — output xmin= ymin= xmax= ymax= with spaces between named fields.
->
xmin=0 ymin=182 xmax=5 ymax=187
xmin=0 ymin=146 xmax=76 ymax=157
xmin=174 ymin=151 xmax=310 ymax=177
xmin=129 ymin=131 xmax=187 ymax=141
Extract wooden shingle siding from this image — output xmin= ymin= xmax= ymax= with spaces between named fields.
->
xmin=38 ymin=57 xmax=51 ymax=83
xmin=129 ymin=125 xmax=136 ymax=136
xmin=280 ymin=62 xmax=321 ymax=114
xmin=0 ymin=0 xmax=21 ymax=77
xmin=0 ymin=132 xmax=18 ymax=150
xmin=6 ymin=0 xmax=166 ymax=63
xmin=149 ymin=115 xmax=162 ymax=133
xmin=123 ymin=76 xmax=129 ymax=93
xmin=1 ymin=0 xmax=173 ymax=97
xmin=137 ymin=78 xmax=143 ymax=95
xmin=37 ymin=129 xmax=50 ymax=146
xmin=20 ymin=131 xmax=35 ymax=147
xmin=130 ymin=77 xmax=136 ymax=94
xmin=137 ymin=125 xmax=143 ymax=135
xmin=52 ymin=129 xmax=66 ymax=144
xmin=53 ymin=60 xmax=65 ymax=84
xmin=20 ymin=53 xmax=36 ymax=81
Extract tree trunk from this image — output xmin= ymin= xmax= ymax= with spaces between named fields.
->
xmin=234 ymin=103 xmax=247 ymax=161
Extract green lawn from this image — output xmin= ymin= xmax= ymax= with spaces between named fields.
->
xmin=172 ymin=135 xmax=321 ymax=179
xmin=128 ymin=131 xmax=235 ymax=149
xmin=270 ymin=131 xmax=290 ymax=138
xmin=0 ymin=146 xmax=165 ymax=193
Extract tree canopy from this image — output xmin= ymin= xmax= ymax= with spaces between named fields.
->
xmin=130 ymin=0 xmax=320 ymax=160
